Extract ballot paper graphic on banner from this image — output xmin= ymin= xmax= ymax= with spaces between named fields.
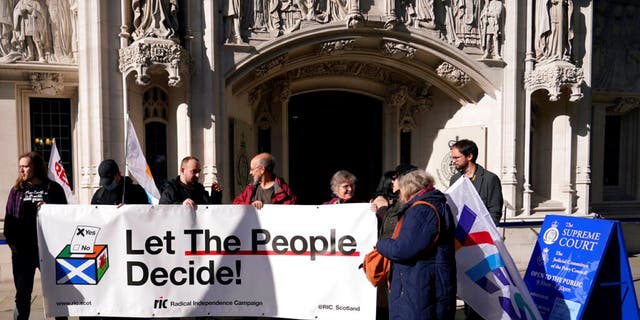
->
xmin=56 ymin=226 xmax=109 ymax=285
xmin=70 ymin=226 xmax=100 ymax=254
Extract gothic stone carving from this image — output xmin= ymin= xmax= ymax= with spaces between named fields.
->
xmin=223 ymin=0 xmax=246 ymax=44
xmin=287 ymin=60 xmax=392 ymax=84
xmin=609 ymin=97 xmax=640 ymax=115
xmin=535 ymin=0 xmax=574 ymax=63
xmin=132 ymin=0 xmax=179 ymax=41
xmin=255 ymin=54 xmax=287 ymax=77
xmin=30 ymin=72 xmax=63 ymax=94
xmin=525 ymin=60 xmax=583 ymax=101
xmin=118 ymin=38 xmax=190 ymax=87
xmin=479 ymin=0 xmax=503 ymax=60
xmin=385 ymin=83 xmax=433 ymax=132
xmin=319 ymin=39 xmax=354 ymax=55
xmin=382 ymin=40 xmax=416 ymax=59
xmin=0 ymin=0 xmax=76 ymax=64
xmin=436 ymin=61 xmax=470 ymax=87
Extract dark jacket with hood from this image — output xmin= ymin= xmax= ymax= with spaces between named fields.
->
xmin=376 ymin=187 xmax=457 ymax=320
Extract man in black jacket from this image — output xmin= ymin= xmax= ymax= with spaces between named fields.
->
xmin=159 ymin=156 xmax=221 ymax=208
xmin=91 ymin=159 xmax=149 ymax=205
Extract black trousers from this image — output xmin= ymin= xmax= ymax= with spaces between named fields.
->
xmin=12 ymin=251 xmax=67 ymax=320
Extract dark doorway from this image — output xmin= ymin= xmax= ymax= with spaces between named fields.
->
xmin=289 ymin=91 xmax=382 ymax=204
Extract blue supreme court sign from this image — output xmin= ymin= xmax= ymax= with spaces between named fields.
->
xmin=524 ymin=215 xmax=639 ymax=320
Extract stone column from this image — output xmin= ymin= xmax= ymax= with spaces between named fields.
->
xmin=76 ymin=0 xmax=109 ymax=203
xmin=277 ymin=80 xmax=291 ymax=179
xmin=551 ymin=110 xmax=575 ymax=215
xmin=500 ymin=0 xmax=521 ymax=218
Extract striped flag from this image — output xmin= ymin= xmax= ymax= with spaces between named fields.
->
xmin=47 ymin=138 xmax=75 ymax=204
xmin=445 ymin=177 xmax=542 ymax=320
xmin=125 ymin=115 xmax=161 ymax=204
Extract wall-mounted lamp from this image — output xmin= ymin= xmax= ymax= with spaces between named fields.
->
xmin=34 ymin=137 xmax=53 ymax=146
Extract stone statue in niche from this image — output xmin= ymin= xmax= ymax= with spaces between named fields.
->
xmin=46 ymin=0 xmax=73 ymax=63
xmin=249 ymin=0 xmax=268 ymax=32
xmin=12 ymin=0 xmax=51 ymax=61
xmin=406 ymin=0 xmax=436 ymax=29
xmin=268 ymin=0 xmax=302 ymax=36
xmin=295 ymin=0 xmax=316 ymax=21
xmin=0 ymin=0 xmax=15 ymax=55
xmin=535 ymin=0 xmax=573 ymax=62
xmin=316 ymin=0 xmax=348 ymax=23
xmin=443 ymin=0 xmax=461 ymax=47
xmin=479 ymin=0 xmax=502 ymax=59
xmin=132 ymin=0 xmax=179 ymax=41
xmin=452 ymin=0 xmax=481 ymax=47
xmin=223 ymin=0 xmax=244 ymax=44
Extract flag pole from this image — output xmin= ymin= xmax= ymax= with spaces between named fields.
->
xmin=122 ymin=79 xmax=128 ymax=205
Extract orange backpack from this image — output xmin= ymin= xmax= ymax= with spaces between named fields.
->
xmin=361 ymin=200 xmax=439 ymax=287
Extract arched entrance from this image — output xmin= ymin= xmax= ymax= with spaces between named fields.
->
xmin=288 ymin=91 xmax=382 ymax=204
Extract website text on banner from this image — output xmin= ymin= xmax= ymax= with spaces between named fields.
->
xmin=36 ymin=204 xmax=377 ymax=319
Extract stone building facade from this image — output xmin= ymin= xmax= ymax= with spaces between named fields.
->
xmin=0 ymin=0 xmax=638 ymax=265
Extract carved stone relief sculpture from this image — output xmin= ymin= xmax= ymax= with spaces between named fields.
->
xmin=132 ymin=0 xmax=179 ymax=41
xmin=223 ymin=0 xmax=245 ymax=44
xmin=30 ymin=71 xmax=63 ymax=94
xmin=0 ymin=0 xmax=15 ymax=56
xmin=0 ymin=0 xmax=79 ymax=64
xmin=46 ymin=0 xmax=73 ymax=63
xmin=316 ymin=0 xmax=349 ymax=23
xmin=527 ymin=0 xmax=582 ymax=101
xmin=120 ymin=0 xmax=189 ymax=87
xmin=406 ymin=0 xmax=436 ymax=29
xmin=13 ymin=0 xmax=51 ymax=62
xmin=436 ymin=61 xmax=470 ymax=87
xmin=479 ymin=0 xmax=503 ymax=60
xmin=453 ymin=0 xmax=481 ymax=47
xmin=535 ymin=0 xmax=573 ymax=63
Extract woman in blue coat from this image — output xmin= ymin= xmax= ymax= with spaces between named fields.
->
xmin=376 ymin=169 xmax=457 ymax=320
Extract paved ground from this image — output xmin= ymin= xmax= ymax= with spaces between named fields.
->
xmin=0 ymin=244 xmax=638 ymax=320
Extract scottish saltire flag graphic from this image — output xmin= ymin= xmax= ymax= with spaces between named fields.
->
xmin=126 ymin=114 xmax=161 ymax=204
xmin=47 ymin=138 xmax=75 ymax=204
xmin=56 ymin=245 xmax=109 ymax=285
xmin=445 ymin=177 xmax=542 ymax=320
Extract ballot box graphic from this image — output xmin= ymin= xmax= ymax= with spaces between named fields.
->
xmin=55 ymin=244 xmax=109 ymax=285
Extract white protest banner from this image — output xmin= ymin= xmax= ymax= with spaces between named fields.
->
xmin=445 ymin=177 xmax=542 ymax=320
xmin=36 ymin=204 xmax=377 ymax=319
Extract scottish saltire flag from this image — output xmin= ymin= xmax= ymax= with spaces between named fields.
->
xmin=445 ymin=177 xmax=542 ymax=320
xmin=47 ymin=138 xmax=75 ymax=203
xmin=125 ymin=114 xmax=161 ymax=204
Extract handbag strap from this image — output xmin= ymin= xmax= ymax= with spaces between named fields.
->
xmin=391 ymin=200 xmax=440 ymax=252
